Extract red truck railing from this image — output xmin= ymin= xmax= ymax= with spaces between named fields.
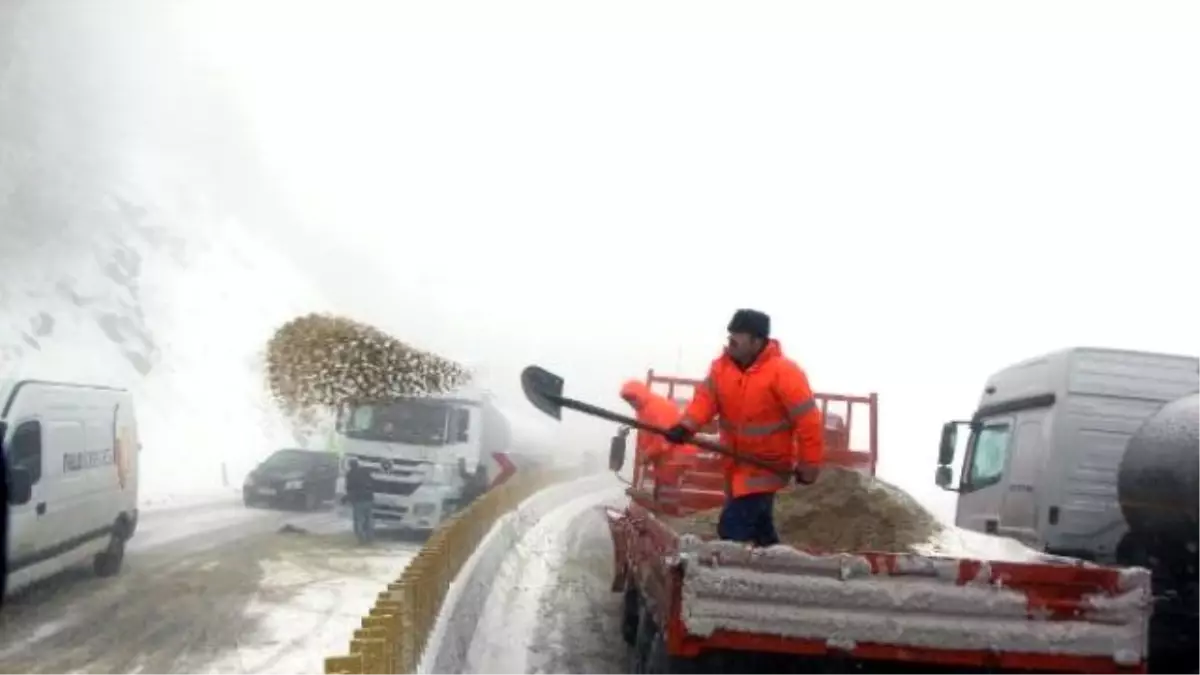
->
xmin=635 ymin=369 xmax=879 ymax=498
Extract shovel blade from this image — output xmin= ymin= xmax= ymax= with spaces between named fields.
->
xmin=521 ymin=365 xmax=565 ymax=420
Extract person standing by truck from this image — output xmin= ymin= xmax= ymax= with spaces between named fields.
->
xmin=619 ymin=380 xmax=698 ymax=497
xmin=664 ymin=308 xmax=825 ymax=547
xmin=343 ymin=458 xmax=375 ymax=544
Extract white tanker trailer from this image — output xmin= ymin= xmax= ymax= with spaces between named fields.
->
xmin=330 ymin=387 xmax=563 ymax=533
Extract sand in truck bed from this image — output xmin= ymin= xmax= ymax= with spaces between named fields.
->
xmin=666 ymin=467 xmax=944 ymax=554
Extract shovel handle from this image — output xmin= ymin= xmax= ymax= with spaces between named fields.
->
xmin=555 ymin=396 xmax=790 ymax=476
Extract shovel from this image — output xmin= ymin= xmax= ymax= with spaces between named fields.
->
xmin=521 ymin=365 xmax=791 ymax=476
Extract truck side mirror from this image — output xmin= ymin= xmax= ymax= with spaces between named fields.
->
xmin=938 ymin=422 xmax=959 ymax=466
xmin=935 ymin=465 xmax=955 ymax=491
xmin=7 ymin=466 xmax=32 ymax=506
xmin=609 ymin=433 xmax=627 ymax=473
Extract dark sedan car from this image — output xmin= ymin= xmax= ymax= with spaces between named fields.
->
xmin=243 ymin=448 xmax=340 ymax=511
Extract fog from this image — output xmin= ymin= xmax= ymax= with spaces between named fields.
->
xmin=2 ymin=0 xmax=1197 ymax=517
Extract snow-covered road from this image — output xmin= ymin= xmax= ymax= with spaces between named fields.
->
xmin=464 ymin=485 xmax=631 ymax=674
xmin=0 ymin=494 xmax=420 ymax=674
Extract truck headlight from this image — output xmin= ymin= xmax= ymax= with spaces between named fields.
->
xmin=285 ymin=480 xmax=304 ymax=490
xmin=428 ymin=464 xmax=453 ymax=484
xmin=412 ymin=502 xmax=437 ymax=517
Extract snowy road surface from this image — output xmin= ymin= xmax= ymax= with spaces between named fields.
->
xmin=0 ymin=494 xmax=420 ymax=674
xmin=465 ymin=487 xmax=630 ymax=674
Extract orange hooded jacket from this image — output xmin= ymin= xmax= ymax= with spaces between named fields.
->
xmin=680 ymin=339 xmax=824 ymax=498
xmin=620 ymin=380 xmax=698 ymax=486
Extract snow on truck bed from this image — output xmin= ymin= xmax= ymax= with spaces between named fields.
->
xmin=656 ymin=469 xmax=1151 ymax=665
xmin=673 ymin=536 xmax=1151 ymax=665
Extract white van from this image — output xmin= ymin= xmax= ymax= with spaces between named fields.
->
xmin=2 ymin=379 xmax=140 ymax=596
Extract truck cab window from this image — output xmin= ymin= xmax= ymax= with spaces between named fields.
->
xmin=8 ymin=420 xmax=43 ymax=484
xmin=454 ymin=409 xmax=470 ymax=442
xmin=964 ymin=422 xmax=1012 ymax=490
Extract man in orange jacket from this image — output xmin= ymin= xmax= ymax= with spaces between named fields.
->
xmin=664 ymin=309 xmax=824 ymax=547
xmin=620 ymin=380 xmax=698 ymax=490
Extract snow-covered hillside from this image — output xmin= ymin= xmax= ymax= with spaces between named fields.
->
xmin=0 ymin=1 xmax=335 ymax=499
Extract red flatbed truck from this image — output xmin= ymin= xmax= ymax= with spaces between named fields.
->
xmin=603 ymin=370 xmax=1153 ymax=674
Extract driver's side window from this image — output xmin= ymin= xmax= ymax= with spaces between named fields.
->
xmin=964 ymin=422 xmax=1012 ymax=490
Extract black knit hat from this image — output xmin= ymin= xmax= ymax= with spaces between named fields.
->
xmin=727 ymin=309 xmax=770 ymax=339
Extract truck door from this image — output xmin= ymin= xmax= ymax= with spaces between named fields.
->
xmin=996 ymin=411 xmax=1048 ymax=547
xmin=955 ymin=416 xmax=1015 ymax=535
xmin=956 ymin=411 xmax=1049 ymax=546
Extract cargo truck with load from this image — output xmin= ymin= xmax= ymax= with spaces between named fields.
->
xmin=934 ymin=347 xmax=1199 ymax=672
xmin=332 ymin=389 xmax=554 ymax=533
xmin=568 ymin=369 xmax=1153 ymax=674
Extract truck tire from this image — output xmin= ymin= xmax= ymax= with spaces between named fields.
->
xmin=94 ymin=522 xmax=127 ymax=577
xmin=634 ymin=608 xmax=697 ymax=674
xmin=622 ymin=587 xmax=640 ymax=646
xmin=646 ymin=631 xmax=697 ymax=674
xmin=630 ymin=605 xmax=655 ymax=673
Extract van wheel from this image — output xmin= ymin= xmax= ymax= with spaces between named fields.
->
xmin=94 ymin=525 xmax=127 ymax=577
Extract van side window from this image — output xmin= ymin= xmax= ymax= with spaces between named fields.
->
xmin=9 ymin=420 xmax=43 ymax=484
xmin=965 ymin=422 xmax=1012 ymax=490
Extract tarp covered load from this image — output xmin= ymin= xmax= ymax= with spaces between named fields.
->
xmin=265 ymin=313 xmax=471 ymax=417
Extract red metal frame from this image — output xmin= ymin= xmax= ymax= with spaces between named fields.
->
xmin=634 ymin=369 xmax=880 ymax=516
xmin=606 ymin=501 xmax=1148 ymax=674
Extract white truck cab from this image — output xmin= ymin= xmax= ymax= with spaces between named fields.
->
xmin=935 ymin=347 xmax=1199 ymax=561
xmin=332 ymin=389 xmax=513 ymax=533
xmin=2 ymin=379 xmax=141 ymax=596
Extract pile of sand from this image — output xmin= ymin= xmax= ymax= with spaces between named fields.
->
xmin=264 ymin=313 xmax=471 ymax=416
xmin=668 ymin=467 xmax=944 ymax=553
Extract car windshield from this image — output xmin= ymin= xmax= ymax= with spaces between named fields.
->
xmin=341 ymin=399 xmax=450 ymax=446
xmin=260 ymin=449 xmax=333 ymax=470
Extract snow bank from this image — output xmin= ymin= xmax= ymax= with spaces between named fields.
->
xmin=914 ymin=525 xmax=1071 ymax=564
xmin=463 ymin=484 xmax=626 ymax=674
xmin=418 ymin=473 xmax=621 ymax=674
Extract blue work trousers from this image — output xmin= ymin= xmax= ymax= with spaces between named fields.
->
xmin=717 ymin=492 xmax=780 ymax=547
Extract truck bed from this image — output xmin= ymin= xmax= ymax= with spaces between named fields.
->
xmin=609 ymin=499 xmax=1153 ymax=674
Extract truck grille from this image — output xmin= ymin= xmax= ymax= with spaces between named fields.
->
xmin=370 ymin=478 xmax=420 ymax=497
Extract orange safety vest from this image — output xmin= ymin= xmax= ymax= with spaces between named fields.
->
xmin=680 ymin=339 xmax=824 ymax=498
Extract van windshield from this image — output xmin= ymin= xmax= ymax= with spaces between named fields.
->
xmin=340 ymin=399 xmax=451 ymax=447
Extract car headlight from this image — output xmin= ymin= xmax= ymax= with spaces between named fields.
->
xmin=285 ymin=480 xmax=304 ymax=490
xmin=412 ymin=502 xmax=437 ymax=517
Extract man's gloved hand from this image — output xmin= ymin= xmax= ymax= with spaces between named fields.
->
xmin=794 ymin=464 xmax=820 ymax=485
xmin=663 ymin=424 xmax=693 ymax=444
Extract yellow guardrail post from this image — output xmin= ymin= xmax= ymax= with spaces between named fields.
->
xmin=323 ymin=467 xmax=594 ymax=674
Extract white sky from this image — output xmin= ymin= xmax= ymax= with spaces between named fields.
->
xmin=11 ymin=0 xmax=1196 ymax=516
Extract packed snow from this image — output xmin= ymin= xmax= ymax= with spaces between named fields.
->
xmin=0 ymin=500 xmax=422 ymax=674
xmin=200 ymin=514 xmax=420 ymax=674
xmin=676 ymin=540 xmax=1149 ymax=660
